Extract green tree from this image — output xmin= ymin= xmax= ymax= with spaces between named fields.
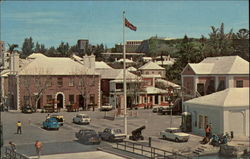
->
xmin=8 ymin=44 xmax=19 ymax=53
xmin=204 ymin=23 xmax=234 ymax=57
xmin=57 ymin=42 xmax=69 ymax=57
xmin=232 ymin=28 xmax=249 ymax=61
xmin=21 ymin=37 xmax=34 ymax=58
xmin=34 ymin=42 xmax=41 ymax=53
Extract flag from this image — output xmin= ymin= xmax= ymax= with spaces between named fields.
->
xmin=125 ymin=18 xmax=137 ymax=31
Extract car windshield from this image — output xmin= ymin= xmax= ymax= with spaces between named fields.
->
xmin=113 ymin=129 xmax=122 ymax=134
xmin=167 ymin=129 xmax=180 ymax=133
xmin=84 ymin=130 xmax=96 ymax=135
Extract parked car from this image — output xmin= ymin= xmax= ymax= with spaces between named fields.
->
xmin=99 ymin=128 xmax=126 ymax=142
xmin=50 ymin=114 xmax=64 ymax=126
xmin=21 ymin=105 xmax=35 ymax=113
xmin=73 ymin=114 xmax=91 ymax=124
xmin=160 ymin=128 xmax=189 ymax=142
xmin=152 ymin=106 xmax=162 ymax=113
xmin=43 ymin=117 xmax=60 ymax=130
xmin=100 ymin=104 xmax=113 ymax=111
xmin=75 ymin=129 xmax=101 ymax=145
xmin=158 ymin=106 xmax=173 ymax=115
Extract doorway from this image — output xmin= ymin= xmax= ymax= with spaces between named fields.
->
xmin=78 ymin=95 xmax=85 ymax=110
xmin=56 ymin=94 xmax=63 ymax=108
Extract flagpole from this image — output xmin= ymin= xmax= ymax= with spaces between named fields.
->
xmin=123 ymin=11 xmax=127 ymax=136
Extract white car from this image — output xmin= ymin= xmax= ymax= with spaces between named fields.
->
xmin=73 ymin=114 xmax=91 ymax=124
xmin=160 ymin=128 xmax=189 ymax=142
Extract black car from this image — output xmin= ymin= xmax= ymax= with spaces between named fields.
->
xmin=22 ymin=106 xmax=35 ymax=113
xmin=75 ymin=129 xmax=101 ymax=145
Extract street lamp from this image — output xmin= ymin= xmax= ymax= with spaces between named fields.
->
xmin=167 ymin=96 xmax=173 ymax=128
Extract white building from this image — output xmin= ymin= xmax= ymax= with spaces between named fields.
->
xmin=184 ymin=88 xmax=249 ymax=137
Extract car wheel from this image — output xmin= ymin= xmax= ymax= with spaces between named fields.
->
xmin=175 ymin=138 xmax=180 ymax=142
xmin=163 ymin=135 xmax=167 ymax=140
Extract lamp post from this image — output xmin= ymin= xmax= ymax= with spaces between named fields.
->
xmin=167 ymin=95 xmax=173 ymax=128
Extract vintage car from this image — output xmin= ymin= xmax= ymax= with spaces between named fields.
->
xmin=75 ymin=129 xmax=101 ymax=145
xmin=21 ymin=105 xmax=35 ymax=113
xmin=43 ymin=118 xmax=60 ymax=130
xmin=73 ymin=114 xmax=91 ymax=125
xmin=99 ymin=104 xmax=113 ymax=111
xmin=152 ymin=106 xmax=163 ymax=113
xmin=160 ymin=128 xmax=189 ymax=142
xmin=99 ymin=128 xmax=126 ymax=142
xmin=50 ymin=114 xmax=64 ymax=126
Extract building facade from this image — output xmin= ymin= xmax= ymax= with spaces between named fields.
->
xmin=7 ymin=53 xmax=101 ymax=110
xmin=181 ymin=56 xmax=249 ymax=107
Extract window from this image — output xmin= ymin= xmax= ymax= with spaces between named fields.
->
xmin=236 ymin=80 xmax=243 ymax=88
xmin=145 ymin=71 xmax=149 ymax=75
xmin=217 ymin=80 xmax=225 ymax=91
xmin=57 ymin=77 xmax=63 ymax=86
xmin=46 ymin=77 xmax=52 ymax=87
xmin=198 ymin=115 xmax=203 ymax=129
xmin=204 ymin=116 xmax=208 ymax=128
xmin=152 ymin=71 xmax=154 ymax=74
xmin=69 ymin=78 xmax=74 ymax=87
xmin=46 ymin=95 xmax=52 ymax=104
xmin=90 ymin=94 xmax=95 ymax=104
xmin=69 ymin=95 xmax=74 ymax=104
xmin=24 ymin=96 xmax=30 ymax=105
xmin=197 ymin=83 xmax=205 ymax=96
xmin=116 ymin=83 xmax=123 ymax=89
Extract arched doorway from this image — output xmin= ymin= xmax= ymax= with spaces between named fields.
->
xmin=56 ymin=94 xmax=63 ymax=109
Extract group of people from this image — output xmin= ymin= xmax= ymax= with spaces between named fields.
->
xmin=9 ymin=140 xmax=42 ymax=158
xmin=13 ymin=120 xmax=42 ymax=158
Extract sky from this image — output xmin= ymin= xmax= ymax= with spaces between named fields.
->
xmin=0 ymin=1 xmax=249 ymax=49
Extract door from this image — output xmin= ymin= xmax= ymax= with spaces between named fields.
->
xmin=78 ymin=95 xmax=85 ymax=110
xmin=229 ymin=111 xmax=244 ymax=136
xmin=57 ymin=94 xmax=63 ymax=108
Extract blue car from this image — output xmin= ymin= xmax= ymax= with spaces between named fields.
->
xmin=43 ymin=117 xmax=60 ymax=130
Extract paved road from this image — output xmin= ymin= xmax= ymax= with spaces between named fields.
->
xmin=1 ymin=109 xmax=203 ymax=157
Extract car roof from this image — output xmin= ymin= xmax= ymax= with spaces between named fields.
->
xmin=77 ymin=114 xmax=88 ymax=116
xmin=166 ymin=128 xmax=179 ymax=130
xmin=47 ymin=118 xmax=58 ymax=121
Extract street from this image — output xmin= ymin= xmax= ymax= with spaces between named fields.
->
xmin=1 ymin=109 xmax=203 ymax=157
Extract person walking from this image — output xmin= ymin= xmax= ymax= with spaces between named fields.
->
xmin=9 ymin=141 xmax=16 ymax=152
xmin=35 ymin=140 xmax=42 ymax=158
xmin=205 ymin=125 xmax=211 ymax=138
xmin=16 ymin=121 xmax=22 ymax=134
xmin=46 ymin=114 xmax=50 ymax=119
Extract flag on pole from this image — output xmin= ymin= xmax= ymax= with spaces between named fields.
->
xmin=125 ymin=18 xmax=137 ymax=31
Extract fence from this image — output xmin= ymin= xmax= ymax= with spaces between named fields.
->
xmin=115 ymin=141 xmax=190 ymax=159
xmin=3 ymin=147 xmax=29 ymax=159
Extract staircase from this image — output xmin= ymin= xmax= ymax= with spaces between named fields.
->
xmin=192 ymin=145 xmax=219 ymax=156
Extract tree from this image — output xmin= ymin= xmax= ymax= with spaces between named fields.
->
xmin=21 ymin=37 xmax=34 ymax=58
xmin=204 ymin=23 xmax=234 ymax=57
xmin=232 ymin=28 xmax=249 ymax=61
xmin=7 ymin=44 xmax=19 ymax=53
xmin=57 ymin=42 xmax=69 ymax=57
xmin=34 ymin=42 xmax=41 ymax=53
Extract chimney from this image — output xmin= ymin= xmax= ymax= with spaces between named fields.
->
xmin=10 ymin=52 xmax=19 ymax=74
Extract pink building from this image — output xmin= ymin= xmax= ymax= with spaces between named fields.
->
xmin=181 ymin=56 xmax=249 ymax=105
xmin=7 ymin=53 xmax=100 ymax=110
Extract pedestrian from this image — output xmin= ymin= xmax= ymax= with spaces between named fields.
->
xmin=9 ymin=141 xmax=16 ymax=152
xmin=205 ymin=125 xmax=211 ymax=138
xmin=35 ymin=140 xmax=42 ymax=158
xmin=16 ymin=121 xmax=22 ymax=134
xmin=46 ymin=114 xmax=50 ymax=119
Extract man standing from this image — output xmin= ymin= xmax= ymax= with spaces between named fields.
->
xmin=16 ymin=121 xmax=22 ymax=134
xmin=9 ymin=141 xmax=16 ymax=152
xmin=35 ymin=140 xmax=42 ymax=158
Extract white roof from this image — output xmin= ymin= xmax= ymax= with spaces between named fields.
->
xmin=96 ymin=69 xmax=138 ymax=80
xmin=156 ymin=79 xmax=180 ymax=88
xmin=142 ymin=57 xmax=152 ymax=60
xmin=155 ymin=61 xmax=174 ymax=66
xmin=127 ymin=66 xmax=137 ymax=71
xmin=145 ymin=86 xmax=168 ymax=94
xmin=117 ymin=58 xmax=134 ymax=63
xmin=185 ymin=88 xmax=249 ymax=107
xmin=139 ymin=61 xmax=165 ymax=70
xmin=95 ymin=61 xmax=112 ymax=69
xmin=186 ymin=56 xmax=249 ymax=75
xmin=19 ymin=56 xmax=96 ymax=75
xmin=141 ymin=74 xmax=162 ymax=78
xmin=27 ymin=53 xmax=47 ymax=59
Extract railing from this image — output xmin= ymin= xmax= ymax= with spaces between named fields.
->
xmin=115 ymin=141 xmax=190 ymax=159
xmin=4 ymin=147 xmax=29 ymax=159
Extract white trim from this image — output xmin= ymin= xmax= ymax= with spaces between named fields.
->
xmin=55 ymin=92 xmax=65 ymax=109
